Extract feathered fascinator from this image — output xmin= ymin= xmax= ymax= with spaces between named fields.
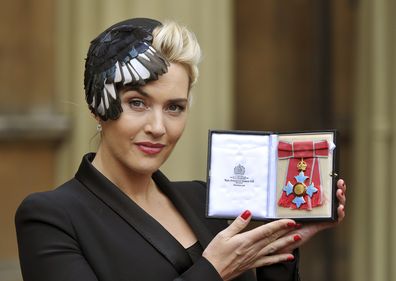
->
xmin=84 ymin=18 xmax=169 ymax=121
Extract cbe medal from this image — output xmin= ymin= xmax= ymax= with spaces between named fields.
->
xmin=277 ymin=141 xmax=330 ymax=210
xmin=282 ymin=158 xmax=318 ymax=208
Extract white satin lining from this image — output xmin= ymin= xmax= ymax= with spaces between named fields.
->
xmin=208 ymin=133 xmax=278 ymax=219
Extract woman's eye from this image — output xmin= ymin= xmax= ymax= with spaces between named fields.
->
xmin=128 ymin=99 xmax=146 ymax=110
xmin=166 ymin=104 xmax=185 ymax=114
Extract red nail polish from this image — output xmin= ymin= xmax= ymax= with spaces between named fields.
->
xmin=287 ymin=222 xmax=296 ymax=227
xmin=295 ymin=223 xmax=302 ymax=229
xmin=341 ymin=206 xmax=345 ymax=212
xmin=241 ymin=210 xmax=251 ymax=220
xmin=287 ymin=255 xmax=294 ymax=261
xmin=293 ymin=235 xmax=301 ymax=242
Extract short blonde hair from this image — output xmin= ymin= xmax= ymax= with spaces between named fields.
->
xmin=152 ymin=21 xmax=201 ymax=88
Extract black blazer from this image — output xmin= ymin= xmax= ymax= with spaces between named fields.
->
xmin=15 ymin=153 xmax=299 ymax=281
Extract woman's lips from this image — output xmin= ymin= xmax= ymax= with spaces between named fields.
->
xmin=135 ymin=142 xmax=165 ymax=155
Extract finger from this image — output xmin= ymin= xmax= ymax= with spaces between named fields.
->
xmin=336 ymin=189 xmax=346 ymax=206
xmin=235 ymin=219 xmax=299 ymax=257
xmin=337 ymin=204 xmax=345 ymax=222
xmin=337 ymin=179 xmax=347 ymax=194
xmin=245 ymin=230 xmax=293 ymax=257
xmin=221 ymin=210 xmax=252 ymax=238
xmin=244 ymin=219 xmax=296 ymax=244
xmin=251 ymin=253 xmax=295 ymax=268
xmin=258 ymin=232 xmax=301 ymax=256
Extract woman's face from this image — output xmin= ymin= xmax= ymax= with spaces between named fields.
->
xmin=99 ymin=63 xmax=189 ymax=175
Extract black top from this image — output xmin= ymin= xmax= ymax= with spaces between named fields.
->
xmin=186 ymin=241 xmax=204 ymax=264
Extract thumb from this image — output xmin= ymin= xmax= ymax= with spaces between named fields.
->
xmin=222 ymin=210 xmax=252 ymax=238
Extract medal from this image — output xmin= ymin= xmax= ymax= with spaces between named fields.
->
xmin=278 ymin=141 xmax=329 ymax=210
xmin=282 ymin=171 xmax=318 ymax=208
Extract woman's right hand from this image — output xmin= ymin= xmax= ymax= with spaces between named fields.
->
xmin=202 ymin=211 xmax=300 ymax=281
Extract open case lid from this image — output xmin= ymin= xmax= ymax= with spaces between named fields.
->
xmin=206 ymin=130 xmax=339 ymax=222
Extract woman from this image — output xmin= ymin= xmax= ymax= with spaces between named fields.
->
xmin=15 ymin=18 xmax=346 ymax=281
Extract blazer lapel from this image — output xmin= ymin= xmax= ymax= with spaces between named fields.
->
xmin=75 ymin=154 xmax=192 ymax=274
xmin=153 ymin=171 xmax=214 ymax=249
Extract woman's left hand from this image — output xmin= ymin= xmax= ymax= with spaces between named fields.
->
xmin=277 ymin=178 xmax=347 ymax=253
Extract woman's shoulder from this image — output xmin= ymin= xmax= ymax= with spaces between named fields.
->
xmin=19 ymin=177 xmax=83 ymax=203
xmin=15 ymin=178 xmax=88 ymax=223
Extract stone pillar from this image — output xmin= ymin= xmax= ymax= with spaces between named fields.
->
xmin=352 ymin=0 xmax=396 ymax=280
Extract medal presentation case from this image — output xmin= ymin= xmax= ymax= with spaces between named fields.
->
xmin=206 ymin=130 xmax=338 ymax=222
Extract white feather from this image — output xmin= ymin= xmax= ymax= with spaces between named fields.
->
xmin=130 ymin=59 xmax=150 ymax=79
xmin=91 ymin=95 xmax=96 ymax=108
xmin=121 ymin=63 xmax=132 ymax=84
xmin=138 ymin=53 xmax=150 ymax=61
xmin=149 ymin=45 xmax=156 ymax=52
xmin=147 ymin=48 xmax=154 ymax=55
xmin=127 ymin=62 xmax=140 ymax=80
xmin=103 ymin=89 xmax=109 ymax=109
xmin=98 ymin=98 xmax=105 ymax=115
xmin=105 ymin=83 xmax=117 ymax=99
xmin=114 ymin=62 xmax=122 ymax=83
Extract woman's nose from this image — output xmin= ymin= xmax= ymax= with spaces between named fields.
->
xmin=144 ymin=109 xmax=166 ymax=137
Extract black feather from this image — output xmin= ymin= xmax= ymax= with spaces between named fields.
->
xmin=84 ymin=18 xmax=169 ymax=121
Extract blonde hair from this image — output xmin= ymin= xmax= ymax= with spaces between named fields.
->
xmin=152 ymin=21 xmax=201 ymax=88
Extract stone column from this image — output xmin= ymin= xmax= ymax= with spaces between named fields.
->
xmin=352 ymin=0 xmax=396 ymax=280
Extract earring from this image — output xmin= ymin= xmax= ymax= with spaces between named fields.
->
xmin=96 ymin=123 xmax=102 ymax=132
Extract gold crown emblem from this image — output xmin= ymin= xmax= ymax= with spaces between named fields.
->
xmin=297 ymin=159 xmax=307 ymax=171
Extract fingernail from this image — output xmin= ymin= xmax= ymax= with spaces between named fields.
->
xmin=241 ymin=210 xmax=251 ymax=220
xmin=295 ymin=223 xmax=302 ymax=229
xmin=287 ymin=222 xmax=296 ymax=228
xmin=287 ymin=255 xmax=294 ymax=261
xmin=341 ymin=206 xmax=345 ymax=212
xmin=340 ymin=191 xmax=344 ymax=196
xmin=293 ymin=235 xmax=301 ymax=242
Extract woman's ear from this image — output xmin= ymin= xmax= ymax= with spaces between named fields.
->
xmin=92 ymin=114 xmax=103 ymax=133
xmin=96 ymin=123 xmax=102 ymax=133
xmin=91 ymin=112 xmax=100 ymax=122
